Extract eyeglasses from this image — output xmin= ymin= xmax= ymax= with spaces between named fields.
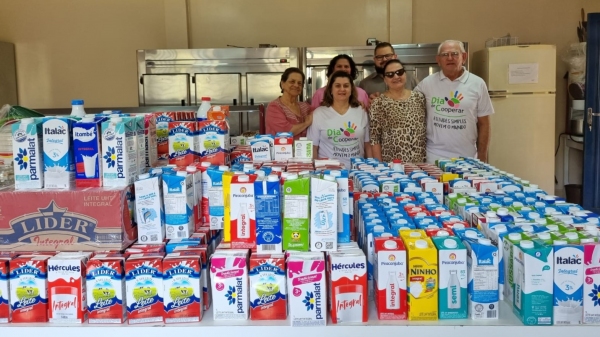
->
xmin=384 ymin=69 xmax=406 ymax=78
xmin=374 ymin=53 xmax=395 ymax=61
xmin=439 ymin=52 xmax=461 ymax=58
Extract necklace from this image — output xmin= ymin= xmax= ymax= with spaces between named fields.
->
xmin=386 ymin=89 xmax=410 ymax=101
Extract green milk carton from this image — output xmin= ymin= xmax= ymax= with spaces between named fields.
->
xmin=283 ymin=173 xmax=310 ymax=251
xmin=432 ymin=236 xmax=467 ymax=319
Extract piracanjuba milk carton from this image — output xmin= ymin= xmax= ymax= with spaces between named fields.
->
xmin=12 ymin=118 xmax=44 ymax=189
xmin=432 ymin=235 xmax=468 ymax=319
xmin=42 ymin=117 xmax=75 ymax=189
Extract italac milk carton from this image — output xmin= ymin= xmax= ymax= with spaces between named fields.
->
xmin=42 ymin=117 xmax=75 ymax=189
xmin=0 ymin=255 xmax=11 ymax=323
xmin=294 ymin=137 xmax=313 ymax=159
xmin=86 ymin=253 xmax=126 ymax=324
xmin=210 ymin=249 xmax=249 ymax=320
xmin=162 ymin=252 xmax=202 ymax=323
xmin=102 ymin=117 xmax=136 ymax=186
xmin=168 ymin=121 xmax=198 ymax=166
xmin=328 ymin=250 xmax=368 ymax=323
xmin=250 ymin=135 xmax=272 ymax=161
xmin=374 ymin=237 xmax=407 ymax=320
xmin=249 ymin=253 xmax=286 ymax=320
xmin=207 ymin=166 xmax=229 ymax=230
xmin=274 ymin=132 xmax=293 ymax=160
xmin=254 ymin=175 xmax=283 ymax=253
xmin=553 ymin=242 xmax=584 ymax=325
xmin=12 ymin=118 xmax=44 ymax=189
xmin=283 ymin=174 xmax=310 ymax=251
xmin=48 ymin=252 xmax=91 ymax=323
xmin=327 ymin=170 xmax=351 ymax=244
xmin=584 ymin=243 xmax=600 ymax=324
xmin=143 ymin=113 xmax=158 ymax=170
xmin=287 ymin=253 xmax=326 ymax=326
xmin=163 ymin=171 xmax=193 ymax=239
xmin=155 ymin=111 xmax=177 ymax=161
xmin=464 ymin=237 xmax=499 ymax=320
xmin=405 ymin=238 xmax=438 ymax=320
xmin=135 ymin=115 xmax=146 ymax=175
xmin=9 ymin=255 xmax=51 ymax=322
xmin=432 ymin=236 xmax=468 ymax=319
xmin=310 ymin=175 xmax=338 ymax=252
xmin=134 ymin=172 xmax=165 ymax=244
xmin=198 ymin=120 xmax=229 ymax=165
xmin=73 ymin=117 xmax=102 ymax=187
xmin=513 ymin=240 xmax=553 ymax=325
xmin=125 ymin=253 xmax=164 ymax=324
xmin=227 ymin=174 xmax=258 ymax=249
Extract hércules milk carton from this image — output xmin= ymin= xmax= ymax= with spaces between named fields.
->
xmin=310 ymin=175 xmax=338 ymax=252
xmin=283 ymin=174 xmax=310 ymax=251
xmin=168 ymin=121 xmax=198 ymax=166
xmin=0 ymin=255 xmax=11 ymax=323
xmin=254 ymin=175 xmax=283 ymax=253
xmin=374 ymin=237 xmax=407 ymax=320
xmin=86 ymin=253 xmax=126 ymax=324
xmin=583 ymin=243 xmax=600 ymax=324
xmin=464 ymin=237 xmax=499 ymax=320
xmin=155 ymin=112 xmax=177 ymax=161
xmin=210 ymin=249 xmax=249 ymax=320
xmin=405 ymin=237 xmax=438 ymax=320
xmin=42 ymin=117 xmax=75 ymax=189
xmin=125 ymin=253 xmax=164 ymax=324
xmin=134 ymin=172 xmax=165 ymax=244
xmin=329 ymin=250 xmax=368 ymax=323
xmin=227 ymin=174 xmax=258 ymax=249
xmin=163 ymin=171 xmax=193 ymax=239
xmin=48 ymin=252 xmax=91 ymax=323
xmin=12 ymin=118 xmax=44 ymax=189
xmin=163 ymin=252 xmax=202 ymax=323
xmin=102 ymin=117 xmax=136 ymax=186
xmin=432 ymin=236 xmax=468 ymax=319
xmin=10 ymin=255 xmax=51 ymax=322
xmin=553 ymin=243 xmax=583 ymax=325
xmin=249 ymin=253 xmax=286 ymax=320
xmin=73 ymin=117 xmax=102 ymax=187
xmin=287 ymin=253 xmax=326 ymax=326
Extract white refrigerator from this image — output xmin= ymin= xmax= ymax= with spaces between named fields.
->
xmin=472 ymin=45 xmax=556 ymax=193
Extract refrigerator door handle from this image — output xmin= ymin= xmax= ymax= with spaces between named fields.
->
xmin=588 ymin=108 xmax=600 ymax=131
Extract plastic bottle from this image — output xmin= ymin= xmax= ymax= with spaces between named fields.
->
xmin=197 ymin=97 xmax=211 ymax=121
xmin=70 ymin=99 xmax=86 ymax=117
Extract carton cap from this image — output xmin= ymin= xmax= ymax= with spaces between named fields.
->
xmin=537 ymin=232 xmax=551 ymax=240
xmin=218 ymin=165 xmax=229 ymax=171
xmin=286 ymin=173 xmax=298 ymax=180
xmin=508 ymin=233 xmax=522 ymax=240
xmin=409 ymin=232 xmax=421 ymax=238
xmin=436 ymin=230 xmax=450 ymax=237
xmin=521 ymin=225 xmax=534 ymax=233
xmin=380 ymin=232 xmax=393 ymax=237
xmin=238 ymin=175 xmax=250 ymax=182
xmin=176 ymin=171 xmax=187 ymax=177
xmin=374 ymin=225 xmax=385 ymax=232
xmin=266 ymin=174 xmax=279 ymax=183
xmin=465 ymin=230 xmax=478 ymax=238
xmin=496 ymin=208 xmax=509 ymax=216
xmin=323 ymin=175 xmax=336 ymax=182
xmin=415 ymin=239 xmax=428 ymax=249
xmin=529 ymin=212 xmax=541 ymax=220
xmin=478 ymin=238 xmax=492 ymax=245
xmin=399 ymin=226 xmax=411 ymax=231
xmin=534 ymin=218 xmax=547 ymax=225
xmin=427 ymin=225 xmax=438 ymax=229
xmin=299 ymin=137 xmax=308 ymax=140
xmin=553 ymin=239 xmax=568 ymax=245
xmin=546 ymin=225 xmax=559 ymax=232
xmin=138 ymin=173 xmax=150 ymax=180
xmin=110 ymin=116 xmax=122 ymax=122
xmin=81 ymin=117 xmax=95 ymax=123
xmin=520 ymin=240 xmax=534 ymax=249
xmin=493 ymin=224 xmax=507 ymax=233
xmin=565 ymin=232 xmax=579 ymax=240
xmin=581 ymin=238 xmax=595 ymax=243
xmin=186 ymin=166 xmax=197 ymax=173
xmin=444 ymin=238 xmax=457 ymax=248
xmin=585 ymin=224 xmax=599 ymax=232
xmin=384 ymin=240 xmax=398 ymax=249
xmin=201 ymin=162 xmax=211 ymax=167
xmin=452 ymin=223 xmax=465 ymax=230
xmin=396 ymin=219 xmax=408 ymax=225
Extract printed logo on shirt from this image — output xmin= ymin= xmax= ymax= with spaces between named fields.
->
xmin=430 ymin=91 xmax=465 ymax=116
xmin=339 ymin=122 xmax=357 ymax=138
xmin=445 ymin=91 xmax=463 ymax=108
xmin=326 ymin=121 xmax=358 ymax=145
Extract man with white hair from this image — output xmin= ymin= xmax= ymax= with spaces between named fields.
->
xmin=415 ymin=40 xmax=494 ymax=163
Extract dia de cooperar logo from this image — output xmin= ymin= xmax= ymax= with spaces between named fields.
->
xmin=339 ymin=122 xmax=357 ymax=137
xmin=445 ymin=91 xmax=463 ymax=108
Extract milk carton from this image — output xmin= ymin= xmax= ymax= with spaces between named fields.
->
xmin=73 ymin=117 xmax=102 ymax=187
xmin=12 ymin=118 xmax=44 ymax=189
xmin=504 ymin=232 xmax=528 ymax=304
xmin=433 ymin=236 xmax=468 ymax=319
xmin=135 ymin=115 xmax=146 ymax=175
xmin=227 ymin=174 xmax=257 ymax=249
xmin=163 ymin=171 xmax=193 ymax=239
xmin=9 ymin=255 xmax=51 ymax=322
xmin=48 ymin=253 xmax=91 ymax=323
xmin=294 ymin=137 xmax=313 ymax=159
xmin=168 ymin=121 xmax=198 ymax=166
xmin=86 ymin=254 xmax=126 ymax=324
xmin=42 ymin=117 xmax=75 ymax=189
xmin=155 ymin=112 xmax=177 ymax=160
xmin=553 ymin=243 xmax=583 ymax=325
xmin=405 ymin=238 xmax=438 ymax=320
xmin=210 ymin=249 xmax=249 ymax=320
xmin=250 ymin=135 xmax=272 ymax=161
xmin=584 ymin=243 xmax=600 ymax=324
xmin=180 ymin=165 xmax=202 ymax=228
xmin=249 ymin=254 xmax=286 ymax=320
xmin=125 ymin=253 xmax=164 ymax=324
xmin=310 ymin=175 xmax=338 ymax=252
xmin=513 ymin=240 xmax=553 ymax=325
xmin=287 ymin=254 xmax=326 ymax=326
xmin=374 ymin=237 xmax=407 ymax=320
xmin=0 ymin=256 xmax=11 ymax=323
xmin=163 ymin=252 xmax=202 ymax=323
xmin=327 ymin=170 xmax=351 ymax=244
xmin=134 ymin=173 xmax=165 ymax=244
xmin=254 ymin=175 xmax=283 ymax=253
xmin=274 ymin=132 xmax=293 ymax=160
xmin=207 ymin=166 xmax=229 ymax=230
xmin=329 ymin=250 xmax=368 ymax=323
xmin=101 ymin=117 xmax=136 ymax=186
xmin=143 ymin=114 xmax=158 ymax=170
xmin=283 ymin=174 xmax=310 ymax=251
xmin=464 ymin=237 xmax=499 ymax=320
xmin=198 ymin=120 xmax=229 ymax=165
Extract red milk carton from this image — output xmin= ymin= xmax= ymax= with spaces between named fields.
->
xmin=249 ymin=254 xmax=286 ymax=320
xmin=173 ymin=245 xmax=210 ymax=310
xmin=374 ymin=237 xmax=407 ymax=320
xmin=198 ymin=120 xmax=229 ymax=166
xmin=328 ymin=250 xmax=368 ymax=323
xmin=125 ymin=253 xmax=164 ymax=324
xmin=163 ymin=252 xmax=202 ymax=323
xmin=86 ymin=253 xmax=126 ymax=323
xmin=229 ymin=174 xmax=258 ymax=249
xmin=155 ymin=112 xmax=177 ymax=161
xmin=9 ymin=255 xmax=51 ymax=322
xmin=0 ymin=253 xmax=15 ymax=323
xmin=168 ymin=121 xmax=199 ymax=166
xmin=48 ymin=252 xmax=92 ymax=323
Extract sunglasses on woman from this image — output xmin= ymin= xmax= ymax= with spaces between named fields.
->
xmin=384 ymin=68 xmax=406 ymax=78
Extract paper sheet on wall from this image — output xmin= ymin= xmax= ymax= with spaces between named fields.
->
xmin=508 ymin=63 xmax=539 ymax=84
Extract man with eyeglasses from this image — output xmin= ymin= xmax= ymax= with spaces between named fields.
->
xmin=415 ymin=40 xmax=494 ymax=163
xmin=359 ymin=42 xmax=418 ymax=101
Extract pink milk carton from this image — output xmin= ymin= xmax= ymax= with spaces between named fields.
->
xmin=328 ymin=250 xmax=368 ymax=323
xmin=210 ymin=249 xmax=249 ymax=320
xmin=287 ymin=252 xmax=326 ymax=326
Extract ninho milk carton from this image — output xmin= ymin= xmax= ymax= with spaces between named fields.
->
xmin=73 ymin=117 xmax=103 ymax=187
xmin=287 ymin=253 xmax=326 ymax=326
xmin=374 ymin=237 xmax=407 ymax=320
xmin=86 ymin=253 xmax=126 ymax=324
xmin=584 ymin=243 xmax=600 ymax=324
xmin=210 ymin=249 xmax=249 ymax=320
xmin=432 ymin=236 xmax=468 ymax=319
xmin=283 ymin=174 xmax=310 ymax=251
xmin=9 ymin=255 xmax=51 ymax=322
xmin=464 ymin=237 xmax=500 ymax=320
xmin=405 ymin=238 xmax=438 ymax=320
xmin=12 ymin=118 xmax=44 ymax=189
xmin=48 ymin=252 xmax=92 ymax=323
xmin=163 ymin=252 xmax=202 ymax=323
xmin=328 ymin=250 xmax=368 ymax=323
xmin=125 ymin=253 xmax=164 ymax=324
xmin=0 ymin=254 xmax=12 ymax=323
xmin=553 ymin=242 xmax=584 ymax=325
xmin=249 ymin=253 xmax=286 ymax=320
xmin=254 ymin=175 xmax=283 ymax=253
xmin=227 ymin=174 xmax=258 ymax=249
xmin=310 ymin=174 xmax=338 ymax=252
xmin=42 ymin=117 xmax=75 ymax=189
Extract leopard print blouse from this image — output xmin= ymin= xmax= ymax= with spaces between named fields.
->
xmin=369 ymin=91 xmax=427 ymax=163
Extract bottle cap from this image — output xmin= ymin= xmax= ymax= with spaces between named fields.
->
xmin=478 ymin=238 xmax=491 ymax=245
xmin=384 ymin=240 xmax=398 ymax=249
xmin=201 ymin=97 xmax=211 ymax=101
xmin=238 ymin=175 xmax=250 ymax=182
xmin=520 ymin=240 xmax=534 ymax=249
xmin=72 ymin=99 xmax=84 ymax=105
xmin=444 ymin=238 xmax=457 ymax=248
xmin=415 ymin=239 xmax=428 ymax=249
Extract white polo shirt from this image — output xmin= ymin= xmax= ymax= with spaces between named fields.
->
xmin=415 ymin=67 xmax=494 ymax=159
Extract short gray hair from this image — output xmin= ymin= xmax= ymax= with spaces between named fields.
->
xmin=438 ymin=40 xmax=466 ymax=54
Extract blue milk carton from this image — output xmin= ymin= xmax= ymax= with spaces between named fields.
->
xmin=553 ymin=242 xmax=583 ymax=325
xmin=463 ymin=237 xmax=499 ymax=320
xmin=12 ymin=118 xmax=44 ymax=189
xmin=73 ymin=117 xmax=102 ymax=187
xmin=326 ymin=169 xmax=351 ymax=244
xmin=254 ymin=175 xmax=283 ymax=253
xmin=42 ymin=117 xmax=75 ymax=189
xmin=163 ymin=171 xmax=193 ymax=239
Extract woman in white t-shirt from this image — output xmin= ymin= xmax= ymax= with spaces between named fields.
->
xmin=306 ymin=71 xmax=371 ymax=168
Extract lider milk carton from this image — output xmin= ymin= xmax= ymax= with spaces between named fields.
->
xmin=254 ymin=175 xmax=283 ymax=253
xmin=310 ymin=175 xmax=338 ymax=252
xmin=207 ymin=166 xmax=229 ymax=230
xmin=249 ymin=254 xmax=286 ymax=320
xmin=405 ymin=238 xmax=438 ymax=320
xmin=10 ymin=255 xmax=51 ymax=322
xmin=464 ymin=237 xmax=499 ymax=320
xmin=163 ymin=171 xmax=193 ymax=239
xmin=168 ymin=121 xmax=198 ymax=166
xmin=210 ymin=249 xmax=249 ymax=320
xmin=198 ymin=120 xmax=229 ymax=165
xmin=155 ymin=112 xmax=177 ymax=161
xmin=287 ymin=253 xmax=326 ymax=326
xmin=48 ymin=252 xmax=91 ymax=323
xmin=553 ymin=243 xmax=584 ymax=325
xmin=125 ymin=253 xmax=164 ymax=324
xmin=283 ymin=174 xmax=310 ymax=251
xmin=432 ymin=236 xmax=468 ymax=319
xmin=12 ymin=118 xmax=44 ymax=189
xmin=0 ymin=255 xmax=11 ymax=323
xmin=294 ymin=137 xmax=313 ymax=159
xmin=42 ymin=117 xmax=75 ymax=189
xmin=374 ymin=237 xmax=407 ymax=320
xmin=73 ymin=117 xmax=102 ymax=187
xmin=228 ymin=174 xmax=258 ymax=249
xmin=328 ymin=250 xmax=368 ymax=323
xmin=86 ymin=253 xmax=126 ymax=324
xmin=134 ymin=172 xmax=165 ymax=244
xmin=583 ymin=243 xmax=600 ymax=324
xmin=102 ymin=117 xmax=136 ymax=186
xmin=163 ymin=252 xmax=202 ymax=323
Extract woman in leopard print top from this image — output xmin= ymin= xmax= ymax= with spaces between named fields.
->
xmin=369 ymin=59 xmax=427 ymax=163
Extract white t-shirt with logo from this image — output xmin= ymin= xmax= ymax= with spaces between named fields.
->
xmin=415 ymin=68 xmax=494 ymax=159
xmin=306 ymin=105 xmax=370 ymax=168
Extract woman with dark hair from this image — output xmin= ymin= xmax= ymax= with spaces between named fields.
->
xmin=307 ymin=71 xmax=371 ymax=168
xmin=369 ymin=59 xmax=426 ymax=163
xmin=310 ymin=54 xmax=370 ymax=110
xmin=266 ymin=67 xmax=313 ymax=139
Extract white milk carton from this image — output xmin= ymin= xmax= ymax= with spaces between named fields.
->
xmin=210 ymin=249 xmax=249 ymax=320
xmin=183 ymin=166 xmax=202 ymax=228
xmin=310 ymin=175 xmax=338 ymax=252
xmin=135 ymin=115 xmax=146 ymax=175
xmin=12 ymin=118 xmax=44 ymax=189
xmin=254 ymin=175 xmax=283 ymax=253
xmin=328 ymin=250 xmax=368 ymax=323
xmin=207 ymin=166 xmax=229 ymax=230
xmin=432 ymin=236 xmax=468 ymax=319
xmin=583 ymin=243 xmax=600 ymax=324
xmin=464 ymin=237 xmax=499 ymax=320
xmin=287 ymin=253 xmax=326 ymax=326
xmin=374 ymin=238 xmax=407 ymax=320
xmin=553 ymin=243 xmax=583 ymax=325
xmin=42 ymin=117 xmax=75 ymax=189
xmin=294 ymin=137 xmax=313 ymax=159
xmin=101 ymin=117 xmax=136 ymax=186
xmin=274 ymin=132 xmax=293 ymax=160
xmin=48 ymin=252 xmax=91 ymax=323
xmin=143 ymin=113 xmax=158 ymax=170
xmin=134 ymin=172 xmax=165 ymax=244
xmin=227 ymin=174 xmax=257 ymax=249
xmin=250 ymin=136 xmax=272 ymax=161
xmin=162 ymin=171 xmax=193 ymax=239
xmin=73 ymin=117 xmax=102 ymax=187
xmin=326 ymin=170 xmax=351 ymax=244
